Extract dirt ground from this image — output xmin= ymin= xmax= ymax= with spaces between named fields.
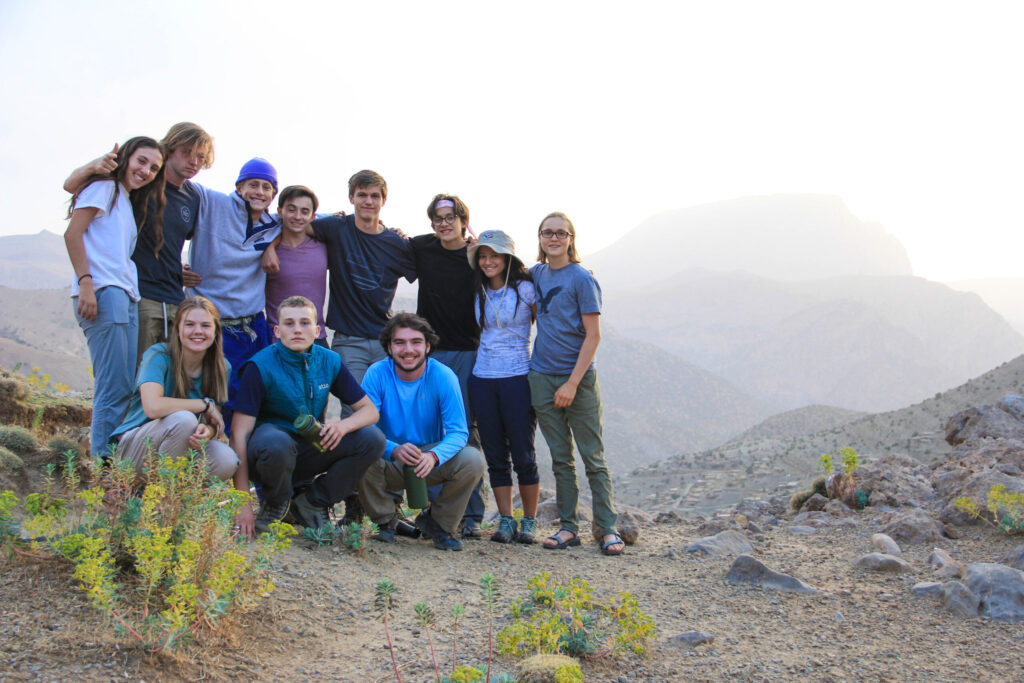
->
xmin=3 ymin=506 xmax=1024 ymax=682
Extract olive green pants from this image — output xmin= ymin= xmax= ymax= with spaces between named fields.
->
xmin=528 ymin=369 xmax=618 ymax=537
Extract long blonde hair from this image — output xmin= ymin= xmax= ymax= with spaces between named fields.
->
xmin=165 ymin=296 xmax=228 ymax=403
xmin=536 ymin=211 xmax=581 ymax=264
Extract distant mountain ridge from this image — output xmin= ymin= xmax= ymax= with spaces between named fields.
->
xmin=0 ymin=231 xmax=72 ymax=289
xmin=588 ymin=194 xmax=911 ymax=290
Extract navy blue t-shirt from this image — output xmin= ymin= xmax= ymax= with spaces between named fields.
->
xmin=312 ymin=215 xmax=416 ymax=339
xmin=133 ymin=180 xmax=199 ymax=304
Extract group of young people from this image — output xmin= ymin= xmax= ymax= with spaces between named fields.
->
xmin=62 ymin=122 xmax=625 ymax=556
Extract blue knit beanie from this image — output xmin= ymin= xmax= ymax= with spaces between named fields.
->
xmin=235 ymin=158 xmax=278 ymax=190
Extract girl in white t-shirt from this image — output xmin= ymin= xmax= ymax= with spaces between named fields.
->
xmin=466 ymin=230 xmax=540 ymax=544
xmin=64 ymin=136 xmax=166 ymax=458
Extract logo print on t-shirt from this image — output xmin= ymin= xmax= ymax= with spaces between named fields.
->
xmin=538 ymin=286 xmax=562 ymax=315
xmin=180 ymin=206 xmax=192 ymax=223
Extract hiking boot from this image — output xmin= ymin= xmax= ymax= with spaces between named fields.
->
xmin=515 ymin=516 xmax=538 ymax=544
xmin=432 ymin=530 xmax=464 ymax=551
xmin=339 ymin=494 xmax=364 ymax=527
xmin=491 ymin=515 xmax=518 ymax=544
xmin=415 ymin=510 xmax=442 ymax=540
xmin=254 ymin=500 xmax=291 ymax=534
xmin=460 ymin=519 xmax=484 ymax=539
xmin=372 ymin=520 xmax=397 ymax=543
xmin=291 ymin=490 xmax=332 ymax=532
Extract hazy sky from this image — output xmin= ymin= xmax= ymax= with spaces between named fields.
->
xmin=1 ymin=1 xmax=1021 ymax=282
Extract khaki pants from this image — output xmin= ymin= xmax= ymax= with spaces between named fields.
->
xmin=116 ymin=410 xmax=238 ymax=480
xmin=359 ymin=446 xmax=485 ymax=536
xmin=138 ymin=298 xmax=179 ymax=365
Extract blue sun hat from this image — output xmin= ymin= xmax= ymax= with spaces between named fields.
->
xmin=235 ymin=157 xmax=278 ymax=190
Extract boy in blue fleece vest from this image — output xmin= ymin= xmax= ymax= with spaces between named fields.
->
xmin=228 ymin=296 xmax=386 ymax=538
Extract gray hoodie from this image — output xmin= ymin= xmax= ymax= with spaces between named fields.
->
xmin=187 ymin=186 xmax=280 ymax=319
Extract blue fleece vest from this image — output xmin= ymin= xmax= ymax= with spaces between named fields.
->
xmin=246 ymin=342 xmax=341 ymax=434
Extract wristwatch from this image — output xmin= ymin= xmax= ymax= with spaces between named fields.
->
xmin=200 ymin=397 xmax=214 ymax=415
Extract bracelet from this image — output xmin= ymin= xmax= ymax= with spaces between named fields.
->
xmin=77 ymin=273 xmax=92 ymax=284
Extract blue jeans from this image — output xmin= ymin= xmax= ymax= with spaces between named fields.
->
xmin=74 ymin=286 xmax=138 ymax=459
xmin=222 ymin=312 xmax=271 ymax=432
xmin=430 ymin=349 xmax=484 ymax=523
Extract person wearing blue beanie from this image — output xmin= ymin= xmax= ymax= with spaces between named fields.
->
xmin=236 ymin=157 xmax=278 ymax=191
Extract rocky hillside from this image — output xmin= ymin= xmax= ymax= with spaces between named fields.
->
xmin=618 ymin=354 xmax=1024 ymax=514
xmin=602 ymin=270 xmax=1024 ymax=411
xmin=0 ymin=230 xmax=72 ymax=289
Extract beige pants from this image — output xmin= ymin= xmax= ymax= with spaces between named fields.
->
xmin=359 ymin=446 xmax=485 ymax=535
xmin=137 ymin=298 xmax=179 ymax=366
xmin=115 ymin=410 xmax=238 ymax=480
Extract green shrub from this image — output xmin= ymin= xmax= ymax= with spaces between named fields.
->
xmin=0 ymin=375 xmax=29 ymax=402
xmin=3 ymin=449 xmax=294 ymax=652
xmin=46 ymin=435 xmax=83 ymax=464
xmin=0 ymin=446 xmax=24 ymax=471
xmin=955 ymin=484 xmax=1024 ymax=534
xmin=0 ymin=425 xmax=38 ymax=455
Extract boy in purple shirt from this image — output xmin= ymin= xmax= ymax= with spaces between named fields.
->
xmin=264 ymin=186 xmax=329 ymax=347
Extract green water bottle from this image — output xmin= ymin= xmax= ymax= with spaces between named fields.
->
xmin=293 ymin=414 xmax=326 ymax=452
xmin=403 ymin=464 xmax=429 ymax=510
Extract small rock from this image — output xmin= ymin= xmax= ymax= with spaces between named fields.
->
xmin=799 ymin=493 xmax=829 ymax=513
xmin=788 ymin=525 xmax=817 ymax=535
xmin=940 ymin=581 xmax=981 ymax=618
xmin=854 ymin=553 xmax=912 ymax=573
xmin=928 ymin=548 xmax=963 ymax=579
xmin=671 ymin=630 xmax=715 ymax=647
xmin=724 ymin=554 xmax=819 ymax=594
xmin=912 ymin=581 xmax=944 ymax=597
xmin=871 ymin=533 xmax=902 ymax=555
xmin=666 ymin=547 xmax=676 ymax=559
xmin=655 ymin=511 xmax=682 ymax=524
xmin=824 ymin=499 xmax=853 ymax=517
xmin=687 ymin=530 xmax=753 ymax=558
xmin=747 ymin=521 xmax=764 ymax=534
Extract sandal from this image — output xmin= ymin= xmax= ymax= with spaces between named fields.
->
xmin=543 ymin=527 xmax=581 ymax=550
xmin=601 ymin=533 xmax=625 ymax=556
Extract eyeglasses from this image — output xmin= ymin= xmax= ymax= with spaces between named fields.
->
xmin=431 ymin=214 xmax=458 ymax=226
xmin=539 ymin=230 xmax=571 ymax=240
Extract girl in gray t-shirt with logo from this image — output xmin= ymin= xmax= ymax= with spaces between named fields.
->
xmin=528 ymin=212 xmax=623 ymax=556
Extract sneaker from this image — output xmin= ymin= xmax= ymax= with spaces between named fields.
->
xmin=372 ymin=520 xmax=397 ymax=543
xmin=254 ymin=500 xmax=291 ymax=534
xmin=291 ymin=491 xmax=333 ymax=532
xmin=433 ymin=531 xmax=464 ymax=551
xmin=415 ymin=510 xmax=442 ymax=540
xmin=460 ymin=519 xmax=484 ymax=539
xmin=491 ymin=515 xmax=518 ymax=544
xmin=515 ymin=516 xmax=538 ymax=544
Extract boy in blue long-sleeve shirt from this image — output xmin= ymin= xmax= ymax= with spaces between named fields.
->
xmin=359 ymin=313 xmax=485 ymax=551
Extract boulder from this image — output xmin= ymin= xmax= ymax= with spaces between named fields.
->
xmin=870 ymin=533 xmax=902 ymax=555
xmin=850 ymin=453 xmax=935 ymax=508
xmin=964 ymin=563 xmax=1024 ymax=622
xmin=854 ymin=553 xmax=912 ymax=573
xmin=940 ymin=581 xmax=980 ymax=618
xmin=791 ymin=511 xmax=834 ymax=528
xmin=1000 ymin=545 xmax=1024 ymax=571
xmin=536 ymin=498 xmax=591 ymax=525
xmin=945 ymin=405 xmax=1024 ymax=446
xmin=879 ymin=508 xmax=945 ymax=545
xmin=686 ymin=530 xmax=753 ymax=558
xmin=999 ymin=394 xmax=1024 ymax=422
xmin=724 ymin=554 xmax=819 ymax=594
xmin=937 ymin=468 xmax=1024 ymax=526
